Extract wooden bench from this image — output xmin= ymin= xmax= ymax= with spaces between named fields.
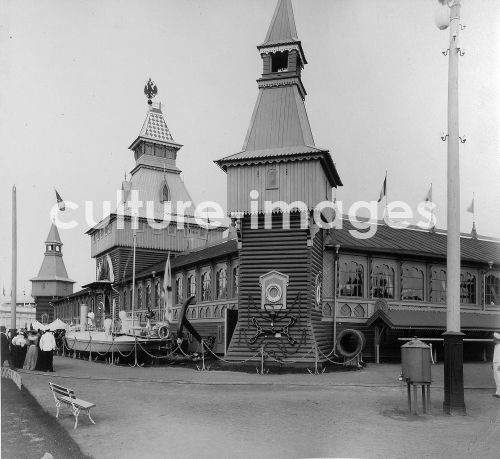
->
xmin=49 ymin=382 xmax=96 ymax=429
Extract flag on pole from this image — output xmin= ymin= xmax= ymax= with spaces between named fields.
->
xmin=106 ymin=253 xmax=115 ymax=283
xmin=377 ymin=175 xmax=387 ymax=203
xmin=55 ymin=189 xmax=65 ymax=211
xmin=162 ymin=253 xmax=172 ymax=322
xmin=466 ymin=196 xmax=474 ymax=214
xmin=425 ymin=184 xmax=432 ymax=202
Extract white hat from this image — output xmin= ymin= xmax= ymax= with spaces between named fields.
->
xmin=494 ymin=332 xmax=500 ymax=340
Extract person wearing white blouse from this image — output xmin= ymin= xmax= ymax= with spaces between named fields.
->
xmin=39 ymin=331 xmax=57 ymax=372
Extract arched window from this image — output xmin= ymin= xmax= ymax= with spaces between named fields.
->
xmin=160 ymin=182 xmax=170 ymax=202
xmin=371 ymin=264 xmax=394 ymax=299
xmin=232 ymin=266 xmax=239 ymax=297
xmin=216 ymin=268 xmax=227 ymax=300
xmin=485 ymin=274 xmax=500 ymax=305
xmin=201 ymin=272 xmax=211 ymax=301
xmin=430 ymin=268 xmax=447 ymax=303
xmin=175 ymin=277 xmax=183 ymax=304
xmin=460 ymin=272 xmax=476 ymax=304
xmin=146 ymin=282 xmax=152 ymax=309
xmin=188 ymin=274 xmax=196 ymax=298
xmin=339 ymin=261 xmax=364 ymax=297
xmin=401 ymin=266 xmax=424 ymax=301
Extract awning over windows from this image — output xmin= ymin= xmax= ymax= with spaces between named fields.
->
xmin=366 ymin=309 xmax=500 ymax=331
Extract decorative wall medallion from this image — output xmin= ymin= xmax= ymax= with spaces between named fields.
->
xmin=259 ymin=271 xmax=289 ymax=310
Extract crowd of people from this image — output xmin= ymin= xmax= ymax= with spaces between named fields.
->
xmin=0 ymin=325 xmax=57 ymax=372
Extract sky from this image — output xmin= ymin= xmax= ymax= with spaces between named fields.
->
xmin=0 ymin=0 xmax=499 ymax=296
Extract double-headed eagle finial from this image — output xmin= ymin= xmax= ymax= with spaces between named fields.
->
xmin=144 ymin=78 xmax=158 ymax=105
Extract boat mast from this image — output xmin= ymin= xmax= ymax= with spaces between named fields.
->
xmin=11 ymin=185 xmax=17 ymax=330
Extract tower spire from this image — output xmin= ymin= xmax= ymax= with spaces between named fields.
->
xmin=215 ymin=0 xmax=342 ymax=215
xmin=31 ymin=222 xmax=75 ymax=322
xmin=262 ymin=0 xmax=298 ymax=46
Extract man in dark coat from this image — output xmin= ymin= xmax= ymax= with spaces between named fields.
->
xmin=1 ymin=325 xmax=13 ymax=368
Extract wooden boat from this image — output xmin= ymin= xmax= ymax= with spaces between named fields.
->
xmin=64 ymin=330 xmax=164 ymax=354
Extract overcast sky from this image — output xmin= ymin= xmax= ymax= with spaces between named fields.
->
xmin=1 ymin=0 xmax=499 ymax=296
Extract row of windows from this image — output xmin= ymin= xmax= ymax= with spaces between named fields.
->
xmin=338 ymin=260 xmax=500 ymax=305
xmin=176 ymin=266 xmax=238 ymax=304
xmin=92 ymin=222 xmax=207 ymax=241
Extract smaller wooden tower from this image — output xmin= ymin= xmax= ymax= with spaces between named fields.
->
xmin=215 ymin=0 xmax=342 ymax=364
xmin=31 ymin=223 xmax=75 ymax=323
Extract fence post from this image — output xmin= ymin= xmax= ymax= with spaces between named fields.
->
xmin=260 ymin=345 xmax=264 ymax=375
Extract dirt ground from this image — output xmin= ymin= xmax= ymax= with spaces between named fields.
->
xmin=3 ymin=357 xmax=500 ymax=459
xmin=1 ymin=380 xmax=89 ymax=459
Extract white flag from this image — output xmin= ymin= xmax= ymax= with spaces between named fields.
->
xmin=377 ymin=176 xmax=387 ymax=203
xmin=162 ymin=253 xmax=172 ymax=322
xmin=466 ymin=197 xmax=474 ymax=214
xmin=425 ymin=185 xmax=432 ymax=202
xmin=106 ymin=253 xmax=115 ymax=283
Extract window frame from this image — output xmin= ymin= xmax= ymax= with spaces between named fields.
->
xmin=401 ymin=264 xmax=425 ymax=302
xmin=338 ymin=256 xmax=366 ymax=298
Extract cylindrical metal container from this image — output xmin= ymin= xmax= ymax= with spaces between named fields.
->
xmin=80 ymin=304 xmax=88 ymax=332
xmin=401 ymin=337 xmax=431 ymax=383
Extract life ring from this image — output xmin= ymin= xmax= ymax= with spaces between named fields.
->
xmin=336 ymin=329 xmax=366 ymax=358
xmin=158 ymin=324 xmax=170 ymax=339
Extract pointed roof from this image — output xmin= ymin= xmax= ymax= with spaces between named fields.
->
xmin=215 ymin=0 xmax=341 ymax=187
xmin=45 ymin=223 xmax=62 ymax=244
xmin=128 ymin=103 xmax=182 ymax=151
xmin=31 ymin=224 xmax=74 ymax=283
xmin=261 ymin=0 xmax=298 ymax=46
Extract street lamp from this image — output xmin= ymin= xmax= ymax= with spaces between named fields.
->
xmin=435 ymin=0 xmax=466 ymax=415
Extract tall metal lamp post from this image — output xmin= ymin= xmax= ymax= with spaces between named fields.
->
xmin=435 ymin=0 xmax=466 ymax=415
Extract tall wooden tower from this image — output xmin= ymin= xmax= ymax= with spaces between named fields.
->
xmin=87 ymin=89 xmax=225 ymax=289
xmin=31 ymin=223 xmax=75 ymax=323
xmin=215 ymin=0 xmax=342 ymax=364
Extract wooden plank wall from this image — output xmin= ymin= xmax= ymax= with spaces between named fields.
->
xmin=226 ymin=213 xmax=317 ymax=362
xmin=309 ymin=229 xmax=335 ymax=357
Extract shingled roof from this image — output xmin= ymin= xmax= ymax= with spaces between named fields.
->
xmin=133 ymin=239 xmax=239 ymax=281
xmin=327 ymin=219 xmax=500 ymax=264
xmin=128 ymin=104 xmax=181 ymax=151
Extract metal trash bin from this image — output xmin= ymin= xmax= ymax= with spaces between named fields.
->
xmin=401 ymin=337 xmax=431 ymax=383
xmin=401 ymin=337 xmax=432 ymax=414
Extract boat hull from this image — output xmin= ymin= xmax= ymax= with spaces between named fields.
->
xmin=65 ymin=332 xmax=163 ymax=353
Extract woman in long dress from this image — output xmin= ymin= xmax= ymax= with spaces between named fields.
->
xmin=23 ymin=332 xmax=39 ymax=370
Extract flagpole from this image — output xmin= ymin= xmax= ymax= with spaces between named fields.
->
xmin=11 ymin=185 xmax=17 ymax=330
xmin=131 ymin=226 xmax=137 ymax=329
xmin=430 ymin=182 xmax=435 ymax=231
xmin=472 ymin=192 xmax=475 ymax=224
xmin=384 ymin=171 xmax=388 ymax=221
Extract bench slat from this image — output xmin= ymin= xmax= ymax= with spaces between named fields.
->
xmin=58 ymin=396 xmax=95 ymax=409
xmin=49 ymin=383 xmax=76 ymax=398
xmin=52 ymin=388 xmax=74 ymax=397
